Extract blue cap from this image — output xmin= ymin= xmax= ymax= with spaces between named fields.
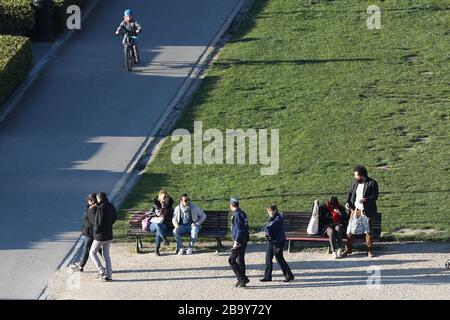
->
xmin=230 ymin=197 xmax=239 ymax=205
xmin=124 ymin=9 xmax=133 ymax=17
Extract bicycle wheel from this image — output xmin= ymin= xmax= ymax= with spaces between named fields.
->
xmin=125 ymin=46 xmax=133 ymax=71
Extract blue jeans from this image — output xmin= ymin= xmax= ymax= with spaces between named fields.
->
xmin=173 ymin=224 xmax=200 ymax=250
xmin=149 ymin=223 xmax=167 ymax=249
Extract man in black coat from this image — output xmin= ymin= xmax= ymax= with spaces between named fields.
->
xmin=228 ymin=197 xmax=250 ymax=288
xmin=89 ymin=192 xmax=117 ymax=281
xmin=343 ymin=165 xmax=379 ymax=257
xmin=261 ymin=204 xmax=294 ymax=282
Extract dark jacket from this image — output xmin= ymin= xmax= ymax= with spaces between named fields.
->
xmin=93 ymin=200 xmax=117 ymax=241
xmin=82 ymin=205 xmax=97 ymax=237
xmin=231 ymin=208 xmax=250 ymax=244
xmin=116 ymin=20 xmax=142 ymax=36
xmin=318 ymin=204 xmax=348 ymax=235
xmin=150 ymin=197 xmax=174 ymax=226
xmin=263 ymin=212 xmax=286 ymax=248
xmin=345 ymin=176 xmax=379 ymax=217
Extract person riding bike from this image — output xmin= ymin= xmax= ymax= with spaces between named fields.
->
xmin=115 ymin=9 xmax=142 ymax=64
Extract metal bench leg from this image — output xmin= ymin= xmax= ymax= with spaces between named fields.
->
xmin=216 ymin=238 xmax=223 ymax=254
xmin=139 ymin=237 xmax=143 ymax=250
xmin=135 ymin=236 xmax=139 ymax=253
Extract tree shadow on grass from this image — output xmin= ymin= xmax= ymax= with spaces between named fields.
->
xmin=215 ymin=58 xmax=377 ymax=68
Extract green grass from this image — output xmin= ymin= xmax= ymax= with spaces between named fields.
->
xmin=115 ymin=0 xmax=450 ymax=241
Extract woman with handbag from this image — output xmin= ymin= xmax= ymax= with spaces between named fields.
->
xmin=318 ymin=196 xmax=348 ymax=259
xmin=145 ymin=190 xmax=174 ymax=256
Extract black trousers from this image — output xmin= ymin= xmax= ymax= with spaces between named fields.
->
xmin=264 ymin=242 xmax=294 ymax=280
xmin=79 ymin=236 xmax=102 ymax=268
xmin=228 ymin=242 xmax=249 ymax=282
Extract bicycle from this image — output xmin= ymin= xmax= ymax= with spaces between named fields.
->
xmin=116 ymin=30 xmax=139 ymax=71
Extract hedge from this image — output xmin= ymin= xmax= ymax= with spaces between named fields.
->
xmin=0 ymin=0 xmax=89 ymax=37
xmin=0 ymin=0 xmax=35 ymax=36
xmin=0 ymin=35 xmax=32 ymax=106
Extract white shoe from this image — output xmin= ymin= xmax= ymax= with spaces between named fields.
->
xmin=337 ymin=248 xmax=342 ymax=258
xmin=67 ymin=263 xmax=82 ymax=273
xmin=332 ymin=252 xmax=338 ymax=259
xmin=177 ymin=249 xmax=184 ymax=255
xmin=186 ymin=248 xmax=193 ymax=255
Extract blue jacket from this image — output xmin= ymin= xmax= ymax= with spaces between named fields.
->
xmin=231 ymin=208 xmax=249 ymax=243
xmin=263 ymin=212 xmax=286 ymax=247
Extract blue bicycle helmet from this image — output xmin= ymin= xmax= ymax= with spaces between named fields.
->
xmin=124 ymin=9 xmax=133 ymax=17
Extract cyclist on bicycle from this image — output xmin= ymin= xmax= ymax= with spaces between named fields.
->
xmin=115 ymin=9 xmax=142 ymax=63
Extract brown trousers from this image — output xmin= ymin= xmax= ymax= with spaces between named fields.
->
xmin=346 ymin=209 xmax=374 ymax=251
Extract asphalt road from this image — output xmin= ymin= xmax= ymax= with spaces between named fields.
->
xmin=0 ymin=0 xmax=241 ymax=299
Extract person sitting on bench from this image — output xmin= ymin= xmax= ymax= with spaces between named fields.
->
xmin=148 ymin=190 xmax=174 ymax=256
xmin=172 ymin=193 xmax=206 ymax=255
xmin=318 ymin=196 xmax=348 ymax=259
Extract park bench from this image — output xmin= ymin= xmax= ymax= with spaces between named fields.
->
xmin=128 ymin=209 xmax=229 ymax=253
xmin=283 ymin=211 xmax=382 ymax=253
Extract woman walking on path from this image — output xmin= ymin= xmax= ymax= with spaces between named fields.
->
xmin=260 ymin=204 xmax=294 ymax=282
xmin=68 ymin=193 xmax=101 ymax=273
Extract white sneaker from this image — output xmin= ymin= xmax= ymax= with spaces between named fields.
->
xmin=177 ymin=248 xmax=184 ymax=255
xmin=332 ymin=252 xmax=338 ymax=259
xmin=67 ymin=263 xmax=82 ymax=273
xmin=186 ymin=248 xmax=193 ymax=255
xmin=337 ymin=248 xmax=342 ymax=258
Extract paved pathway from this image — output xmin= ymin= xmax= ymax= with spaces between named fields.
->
xmin=0 ymin=0 xmax=241 ymax=299
xmin=48 ymin=242 xmax=450 ymax=300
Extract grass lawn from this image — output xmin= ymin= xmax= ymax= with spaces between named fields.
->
xmin=114 ymin=0 xmax=450 ymax=242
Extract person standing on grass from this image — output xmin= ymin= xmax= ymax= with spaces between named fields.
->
xmin=148 ymin=190 xmax=174 ymax=256
xmin=228 ymin=197 xmax=250 ymax=288
xmin=318 ymin=196 xmax=348 ymax=259
xmin=260 ymin=204 xmax=295 ymax=283
xmin=68 ymin=193 xmax=102 ymax=273
xmin=172 ymin=193 xmax=206 ymax=255
xmin=89 ymin=192 xmax=116 ymax=281
xmin=342 ymin=165 xmax=379 ymax=258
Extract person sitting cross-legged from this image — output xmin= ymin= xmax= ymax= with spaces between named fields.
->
xmin=172 ymin=194 xmax=206 ymax=255
xmin=318 ymin=196 xmax=349 ymax=259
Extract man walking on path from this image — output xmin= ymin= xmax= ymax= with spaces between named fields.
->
xmin=228 ymin=197 xmax=250 ymax=288
xmin=343 ymin=165 xmax=379 ymax=258
xmin=89 ymin=192 xmax=117 ymax=281
xmin=261 ymin=204 xmax=295 ymax=282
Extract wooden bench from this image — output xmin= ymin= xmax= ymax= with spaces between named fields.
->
xmin=128 ymin=209 xmax=229 ymax=253
xmin=283 ymin=211 xmax=382 ymax=253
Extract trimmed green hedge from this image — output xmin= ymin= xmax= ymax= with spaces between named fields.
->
xmin=0 ymin=0 xmax=35 ymax=36
xmin=54 ymin=0 xmax=87 ymax=33
xmin=0 ymin=0 xmax=90 ymax=37
xmin=0 ymin=35 xmax=32 ymax=106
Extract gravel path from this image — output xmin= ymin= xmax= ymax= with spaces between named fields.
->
xmin=47 ymin=242 xmax=450 ymax=300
